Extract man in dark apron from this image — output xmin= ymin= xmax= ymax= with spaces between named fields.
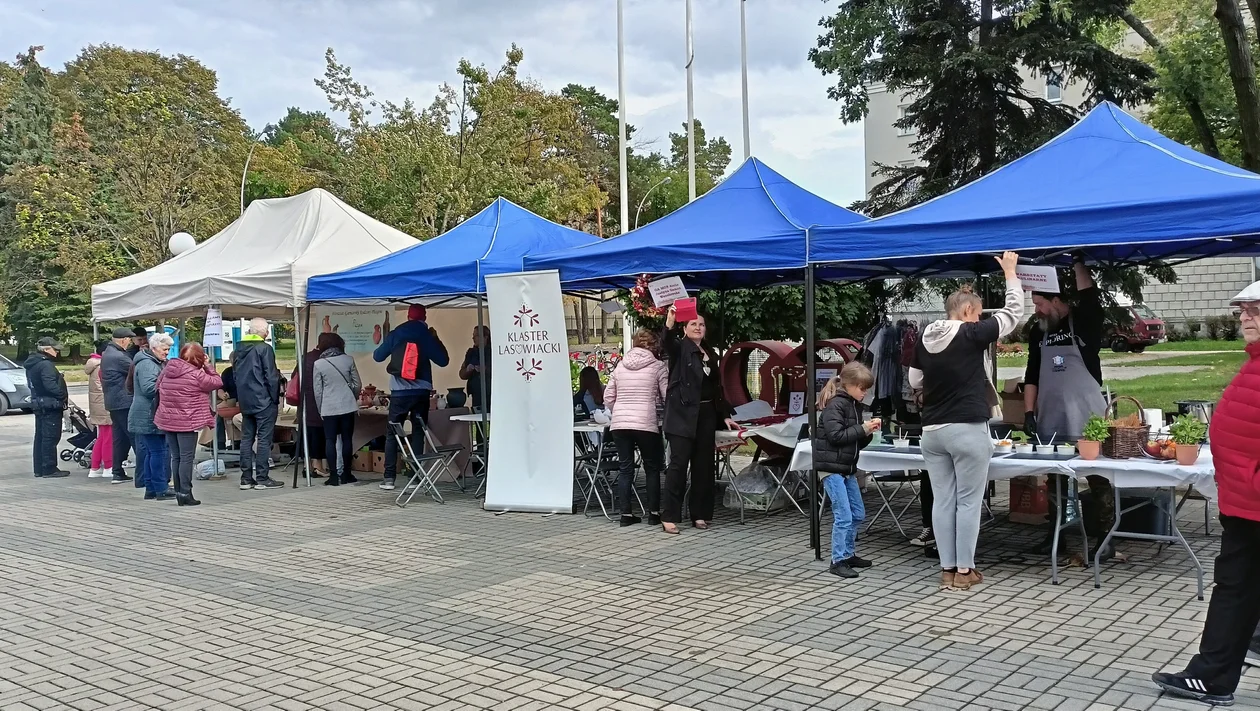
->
xmin=1023 ymin=257 xmax=1114 ymax=559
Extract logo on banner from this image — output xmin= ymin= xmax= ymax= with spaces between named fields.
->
xmin=516 ymin=358 xmax=543 ymax=381
xmin=513 ymin=305 xmax=540 ymax=328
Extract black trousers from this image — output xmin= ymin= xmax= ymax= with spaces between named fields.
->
xmin=662 ymin=403 xmax=718 ymax=524
xmin=323 ymin=412 xmax=356 ymax=478
xmin=613 ymin=429 xmax=665 ymax=516
xmin=32 ymin=410 xmax=62 ymax=475
xmin=1186 ymin=514 xmax=1260 ymax=693
xmin=110 ymin=408 xmax=132 ymax=477
xmin=166 ymin=431 xmax=198 ymax=496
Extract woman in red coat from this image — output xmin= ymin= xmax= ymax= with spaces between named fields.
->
xmin=1153 ymin=282 xmax=1260 ymax=706
xmin=155 ymin=342 xmax=223 ymax=507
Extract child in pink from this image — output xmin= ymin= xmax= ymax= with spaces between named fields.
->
xmin=84 ymin=344 xmax=114 ymax=477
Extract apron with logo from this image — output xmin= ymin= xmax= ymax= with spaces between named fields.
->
xmin=1035 ymin=314 xmax=1107 ymax=441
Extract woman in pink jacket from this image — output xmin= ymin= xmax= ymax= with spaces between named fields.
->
xmin=155 ymin=342 xmax=223 ymax=507
xmin=604 ymin=329 xmax=668 ymax=527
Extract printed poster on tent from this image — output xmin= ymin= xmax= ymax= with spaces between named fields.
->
xmin=484 ymin=270 xmax=574 ymax=514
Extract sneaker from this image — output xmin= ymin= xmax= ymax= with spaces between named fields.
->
xmin=42 ymin=469 xmax=70 ymax=478
xmin=845 ymin=556 xmax=873 ymax=569
xmin=940 ymin=569 xmax=957 ymax=590
xmin=254 ymin=478 xmax=283 ymax=490
xmin=829 ymin=562 xmax=859 ymax=579
xmin=239 ymin=481 xmax=256 ymax=491
xmin=1244 ymin=647 xmax=1260 ymax=668
xmin=89 ymin=468 xmax=105 ymax=478
xmin=910 ymin=527 xmax=934 ymax=547
xmin=379 ymin=480 xmax=396 ymax=491
xmin=111 ymin=473 xmax=132 ymax=485
xmin=152 ymin=492 xmax=178 ymax=501
xmin=1151 ymin=671 xmax=1234 ymax=706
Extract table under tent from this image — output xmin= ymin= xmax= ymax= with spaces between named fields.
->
xmin=796 ymin=102 xmax=1260 ymax=593
xmin=90 ymin=188 xmax=420 ymax=484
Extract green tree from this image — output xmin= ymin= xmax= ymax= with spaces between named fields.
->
xmin=810 ymin=0 xmax=1155 ymax=216
xmin=0 ymin=47 xmax=54 ymax=177
xmin=699 ymin=283 xmax=876 ymax=349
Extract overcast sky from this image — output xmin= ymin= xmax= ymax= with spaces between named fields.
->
xmin=2 ymin=0 xmax=866 ymax=206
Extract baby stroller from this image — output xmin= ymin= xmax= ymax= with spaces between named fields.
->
xmin=61 ymin=403 xmax=96 ymax=468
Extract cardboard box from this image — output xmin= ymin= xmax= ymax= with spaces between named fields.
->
xmin=352 ymin=450 xmax=373 ymax=473
xmin=1009 ymin=475 xmax=1048 ymax=525
xmin=1001 ymin=378 xmax=1026 ymax=425
xmin=371 ymin=451 xmax=386 ymax=474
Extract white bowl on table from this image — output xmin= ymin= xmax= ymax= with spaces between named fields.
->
xmin=1014 ymin=443 xmax=1034 ymax=455
xmin=993 ymin=441 xmax=1013 ymax=454
xmin=1056 ymin=444 xmax=1076 ymax=456
xmin=892 ymin=438 xmax=912 ymax=449
xmin=1036 ymin=445 xmax=1056 ymax=455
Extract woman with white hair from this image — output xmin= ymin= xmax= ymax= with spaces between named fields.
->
xmin=909 ymin=252 xmax=1021 ymax=591
xmin=128 ymin=332 xmax=176 ymax=501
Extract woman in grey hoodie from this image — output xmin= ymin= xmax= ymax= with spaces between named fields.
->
xmin=312 ymin=333 xmax=362 ymax=486
xmin=908 ymin=252 xmax=1022 ymax=592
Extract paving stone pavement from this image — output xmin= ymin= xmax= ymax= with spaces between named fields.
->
xmin=0 ymin=416 xmax=1256 ymax=711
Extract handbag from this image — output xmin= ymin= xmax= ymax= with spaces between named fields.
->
xmin=285 ymin=368 xmax=301 ymax=406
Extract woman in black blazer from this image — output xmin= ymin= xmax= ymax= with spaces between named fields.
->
xmin=660 ymin=305 xmax=738 ymax=534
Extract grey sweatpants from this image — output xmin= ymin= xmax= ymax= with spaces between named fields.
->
xmin=920 ymin=423 xmax=993 ymax=571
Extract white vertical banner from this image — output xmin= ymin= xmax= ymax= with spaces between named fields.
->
xmin=485 ymin=270 xmax=574 ymax=513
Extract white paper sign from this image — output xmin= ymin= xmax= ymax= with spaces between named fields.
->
xmin=1016 ymin=265 xmax=1060 ymax=293
xmin=647 ymin=276 xmax=687 ymax=308
xmin=788 ymin=392 xmax=806 ymax=415
xmin=203 ymin=307 xmax=224 ymax=347
xmin=599 ymin=300 xmax=624 ymax=314
xmin=815 ymin=368 xmax=838 ymax=396
xmin=485 ymin=270 xmax=574 ymax=514
xmin=322 ymin=308 xmax=393 ymax=354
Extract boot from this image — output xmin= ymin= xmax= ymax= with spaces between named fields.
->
xmin=324 ymin=475 xmax=341 ymax=486
xmin=177 ymin=493 xmax=201 ymax=506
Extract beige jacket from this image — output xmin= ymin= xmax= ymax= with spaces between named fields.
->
xmin=84 ymin=356 xmax=110 ymax=426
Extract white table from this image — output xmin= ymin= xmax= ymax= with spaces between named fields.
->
xmin=790 ymin=441 xmax=1217 ymax=594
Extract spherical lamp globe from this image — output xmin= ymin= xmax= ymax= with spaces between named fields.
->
xmin=168 ymin=232 xmax=197 ymax=256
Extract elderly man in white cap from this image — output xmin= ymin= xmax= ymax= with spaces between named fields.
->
xmin=1153 ymin=280 xmax=1260 ymax=706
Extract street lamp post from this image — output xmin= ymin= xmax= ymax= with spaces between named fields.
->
xmin=634 ymin=176 xmax=673 ymax=229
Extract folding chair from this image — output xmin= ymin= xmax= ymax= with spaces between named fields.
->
xmin=575 ymin=427 xmax=626 ymax=519
xmin=389 ymin=422 xmax=447 ymax=507
xmin=419 ymin=425 xmax=464 ymax=492
xmin=864 ymin=470 xmax=922 ymax=537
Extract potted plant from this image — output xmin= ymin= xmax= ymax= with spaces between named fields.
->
xmin=1078 ymin=415 xmax=1110 ymax=461
xmin=1169 ymin=415 xmax=1208 ymax=465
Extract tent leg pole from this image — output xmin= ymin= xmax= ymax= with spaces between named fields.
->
xmin=92 ymin=322 xmax=99 ymax=342
xmin=806 ymin=264 xmax=821 ymax=561
xmin=294 ymin=306 xmax=312 ymax=488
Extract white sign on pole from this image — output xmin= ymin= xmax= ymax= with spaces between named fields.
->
xmin=647 ymin=276 xmax=687 ymax=308
xmin=1016 ymin=265 xmax=1061 ymax=293
xmin=788 ymin=392 xmax=806 ymax=415
xmin=485 ymin=270 xmax=574 ymax=514
xmin=203 ymin=307 xmax=224 ymax=347
xmin=322 ymin=307 xmax=393 ymax=354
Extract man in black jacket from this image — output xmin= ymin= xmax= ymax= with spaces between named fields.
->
xmin=25 ymin=337 xmax=69 ymax=478
xmin=231 ymin=318 xmax=283 ymax=490
xmin=100 ymin=327 xmax=136 ymax=485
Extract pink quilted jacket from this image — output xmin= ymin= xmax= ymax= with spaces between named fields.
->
xmin=154 ymin=358 xmax=223 ymax=433
xmin=604 ymin=347 xmax=667 ymax=433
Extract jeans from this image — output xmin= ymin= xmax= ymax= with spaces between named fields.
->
xmin=1185 ymin=515 xmax=1260 ymax=693
xmin=32 ymin=410 xmax=62 ymax=475
xmin=920 ymin=423 xmax=993 ymax=571
xmin=141 ymin=433 xmax=169 ymax=495
xmin=612 ymin=429 xmax=664 ymax=516
xmin=322 ymin=412 xmax=357 ymax=478
xmin=384 ymin=390 xmax=430 ymax=480
xmin=133 ymin=433 xmax=149 ymax=489
xmin=110 ymin=408 xmax=133 ymax=478
xmin=166 ymin=431 xmax=198 ymax=497
xmin=91 ymin=424 xmax=114 ymax=470
xmin=822 ymin=474 xmax=865 ymax=562
xmin=662 ymin=402 xmax=717 ymax=524
xmin=239 ymin=404 xmax=278 ymax=483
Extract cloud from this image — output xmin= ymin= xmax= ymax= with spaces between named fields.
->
xmin=1 ymin=0 xmax=866 ymax=205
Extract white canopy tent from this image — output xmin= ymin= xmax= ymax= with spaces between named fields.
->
xmin=91 ymin=188 xmax=419 ymax=322
xmin=90 ymin=188 xmax=420 ymax=488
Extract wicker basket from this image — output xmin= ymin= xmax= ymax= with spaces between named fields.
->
xmin=1102 ymin=395 xmax=1150 ymax=459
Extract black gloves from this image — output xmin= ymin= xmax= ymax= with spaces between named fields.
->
xmin=1024 ymin=412 xmax=1037 ymax=437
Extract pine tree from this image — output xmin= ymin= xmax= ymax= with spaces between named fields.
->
xmin=0 ymin=46 xmax=55 ymax=177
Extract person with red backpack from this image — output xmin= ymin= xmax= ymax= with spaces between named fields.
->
xmin=372 ymin=305 xmax=449 ymax=490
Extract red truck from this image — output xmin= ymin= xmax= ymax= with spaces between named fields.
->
xmin=1105 ymin=295 xmax=1166 ymax=353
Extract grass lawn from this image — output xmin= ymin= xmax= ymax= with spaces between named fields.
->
xmin=1108 ymin=352 xmax=1247 ymax=413
xmin=1110 ymin=352 xmax=1248 ymax=369
xmin=1147 ymin=340 xmax=1245 ymax=352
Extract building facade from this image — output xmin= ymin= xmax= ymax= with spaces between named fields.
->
xmin=864 ymin=63 xmax=1258 ymax=324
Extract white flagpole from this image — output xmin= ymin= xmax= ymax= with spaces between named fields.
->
xmin=740 ymin=0 xmax=751 ymax=160
xmin=618 ymin=0 xmax=630 ymax=235
xmin=686 ymin=0 xmax=696 ymax=202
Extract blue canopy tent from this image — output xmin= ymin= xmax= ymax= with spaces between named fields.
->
xmin=808 ymin=102 xmax=1260 ymax=280
xmin=798 ymin=103 xmax=1260 ymax=560
xmin=308 ymin=197 xmax=599 ymax=303
xmin=524 ymin=157 xmax=866 ymax=290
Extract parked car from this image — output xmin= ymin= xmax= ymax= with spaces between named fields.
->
xmin=1105 ymin=296 xmax=1165 ymax=353
xmin=0 ymin=353 xmax=33 ymax=413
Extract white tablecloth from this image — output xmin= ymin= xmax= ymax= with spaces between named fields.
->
xmin=789 ymin=441 xmax=1217 ymax=497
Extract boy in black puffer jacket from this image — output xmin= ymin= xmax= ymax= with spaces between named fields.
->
xmin=814 ymin=362 xmax=879 ymax=578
